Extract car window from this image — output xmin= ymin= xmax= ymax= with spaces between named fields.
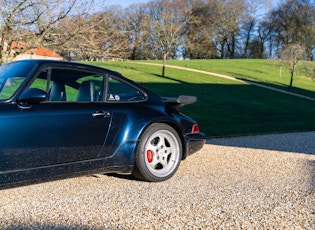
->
xmin=107 ymin=77 xmax=146 ymax=102
xmin=75 ymin=76 xmax=104 ymax=102
xmin=29 ymin=68 xmax=105 ymax=102
xmin=0 ymin=61 xmax=36 ymax=100
xmin=0 ymin=77 xmax=25 ymax=100
xmin=27 ymin=67 xmax=146 ymax=103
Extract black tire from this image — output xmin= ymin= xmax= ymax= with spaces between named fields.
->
xmin=132 ymin=123 xmax=182 ymax=182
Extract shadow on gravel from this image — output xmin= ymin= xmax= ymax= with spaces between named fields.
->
xmin=207 ymin=131 xmax=315 ymax=155
xmin=105 ymin=173 xmax=139 ymax=181
xmin=207 ymin=131 xmax=315 ymax=191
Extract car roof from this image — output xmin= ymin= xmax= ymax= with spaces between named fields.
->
xmin=12 ymin=59 xmax=122 ymax=76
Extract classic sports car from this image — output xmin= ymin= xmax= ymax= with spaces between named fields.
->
xmin=0 ymin=60 xmax=205 ymax=186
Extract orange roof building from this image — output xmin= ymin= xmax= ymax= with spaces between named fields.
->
xmin=13 ymin=47 xmax=63 ymax=61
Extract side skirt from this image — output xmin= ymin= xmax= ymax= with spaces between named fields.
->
xmin=0 ymin=158 xmax=133 ymax=189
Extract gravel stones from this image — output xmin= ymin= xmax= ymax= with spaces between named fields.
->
xmin=0 ymin=132 xmax=314 ymax=229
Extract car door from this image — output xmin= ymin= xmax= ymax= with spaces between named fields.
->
xmin=0 ymin=67 xmax=111 ymax=172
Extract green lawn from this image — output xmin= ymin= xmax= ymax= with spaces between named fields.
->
xmin=89 ymin=60 xmax=315 ymax=137
xmin=161 ymin=59 xmax=315 ymax=98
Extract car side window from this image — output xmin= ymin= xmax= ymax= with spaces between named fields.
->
xmin=29 ymin=68 xmax=105 ymax=102
xmin=75 ymin=76 xmax=104 ymax=102
xmin=107 ymin=77 xmax=145 ymax=102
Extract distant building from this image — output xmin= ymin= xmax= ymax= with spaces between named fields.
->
xmin=13 ymin=47 xmax=63 ymax=61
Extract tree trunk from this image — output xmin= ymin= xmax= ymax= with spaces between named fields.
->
xmin=289 ymin=72 xmax=294 ymax=88
xmin=244 ymin=20 xmax=255 ymax=58
xmin=162 ymin=53 xmax=167 ymax=77
xmin=220 ymin=38 xmax=226 ymax=59
xmin=230 ymin=34 xmax=236 ymax=58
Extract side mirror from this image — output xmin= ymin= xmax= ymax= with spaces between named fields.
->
xmin=18 ymin=88 xmax=48 ymax=104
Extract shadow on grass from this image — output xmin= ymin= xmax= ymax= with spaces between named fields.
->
xmin=141 ymin=80 xmax=315 ymax=138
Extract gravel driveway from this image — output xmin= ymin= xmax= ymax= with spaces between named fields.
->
xmin=0 ymin=132 xmax=314 ymax=229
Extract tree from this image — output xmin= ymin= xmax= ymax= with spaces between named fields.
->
xmin=242 ymin=0 xmax=272 ymax=58
xmin=125 ymin=4 xmax=150 ymax=60
xmin=269 ymin=0 xmax=315 ymax=59
xmin=0 ymin=0 xmax=96 ymax=63
xmin=183 ymin=0 xmax=217 ymax=59
xmin=280 ymin=44 xmax=313 ymax=88
xmin=56 ymin=12 xmax=110 ymax=61
xmin=245 ymin=18 xmax=273 ymax=59
xmin=147 ymin=0 xmax=190 ymax=77
xmin=212 ymin=0 xmax=246 ymax=58
xmin=71 ymin=6 xmax=131 ymax=60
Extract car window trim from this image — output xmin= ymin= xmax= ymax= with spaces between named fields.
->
xmin=45 ymin=68 xmax=52 ymax=94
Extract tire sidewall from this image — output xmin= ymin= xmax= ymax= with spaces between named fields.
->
xmin=134 ymin=123 xmax=182 ymax=182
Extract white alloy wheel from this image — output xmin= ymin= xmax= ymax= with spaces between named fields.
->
xmin=133 ymin=123 xmax=182 ymax=182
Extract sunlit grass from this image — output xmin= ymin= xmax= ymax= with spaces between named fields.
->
xmin=88 ymin=60 xmax=315 ymax=137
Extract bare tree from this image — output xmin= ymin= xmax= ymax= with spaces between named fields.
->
xmin=147 ymin=0 xmax=190 ymax=77
xmin=0 ymin=0 xmax=96 ymax=63
xmin=269 ymin=0 xmax=315 ymax=60
xmin=242 ymin=0 xmax=272 ymax=58
xmin=213 ymin=0 xmax=246 ymax=58
xmin=280 ymin=44 xmax=313 ymax=88
xmin=59 ymin=6 xmax=130 ymax=61
xmin=183 ymin=0 xmax=217 ymax=59
xmin=125 ymin=4 xmax=150 ymax=60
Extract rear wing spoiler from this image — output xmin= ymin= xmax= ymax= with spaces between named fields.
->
xmin=163 ymin=95 xmax=197 ymax=111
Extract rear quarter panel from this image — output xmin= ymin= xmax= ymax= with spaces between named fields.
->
xmin=101 ymin=102 xmax=185 ymax=165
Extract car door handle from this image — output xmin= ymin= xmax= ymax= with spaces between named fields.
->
xmin=92 ymin=111 xmax=110 ymax=118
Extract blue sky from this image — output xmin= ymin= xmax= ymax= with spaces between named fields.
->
xmin=106 ymin=0 xmax=151 ymax=8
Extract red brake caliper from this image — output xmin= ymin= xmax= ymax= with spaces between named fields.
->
xmin=146 ymin=150 xmax=154 ymax=163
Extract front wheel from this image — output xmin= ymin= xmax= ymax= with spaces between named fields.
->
xmin=132 ymin=123 xmax=182 ymax=182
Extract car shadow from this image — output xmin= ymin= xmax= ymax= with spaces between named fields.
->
xmin=206 ymin=131 xmax=315 ymax=155
xmin=206 ymin=131 xmax=315 ymax=191
xmin=104 ymin=173 xmax=139 ymax=181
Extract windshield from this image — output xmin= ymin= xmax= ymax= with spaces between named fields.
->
xmin=0 ymin=62 xmax=36 ymax=100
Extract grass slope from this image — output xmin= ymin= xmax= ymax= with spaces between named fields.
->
xmin=166 ymin=59 xmax=315 ymax=98
xmin=90 ymin=60 xmax=315 ymax=137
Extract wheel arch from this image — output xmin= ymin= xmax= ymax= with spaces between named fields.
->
xmin=132 ymin=119 xmax=185 ymax=182
xmin=136 ymin=118 xmax=187 ymax=161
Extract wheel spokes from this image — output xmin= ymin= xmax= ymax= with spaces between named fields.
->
xmin=146 ymin=135 xmax=176 ymax=171
xmin=143 ymin=128 xmax=181 ymax=178
xmin=134 ymin=124 xmax=182 ymax=182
